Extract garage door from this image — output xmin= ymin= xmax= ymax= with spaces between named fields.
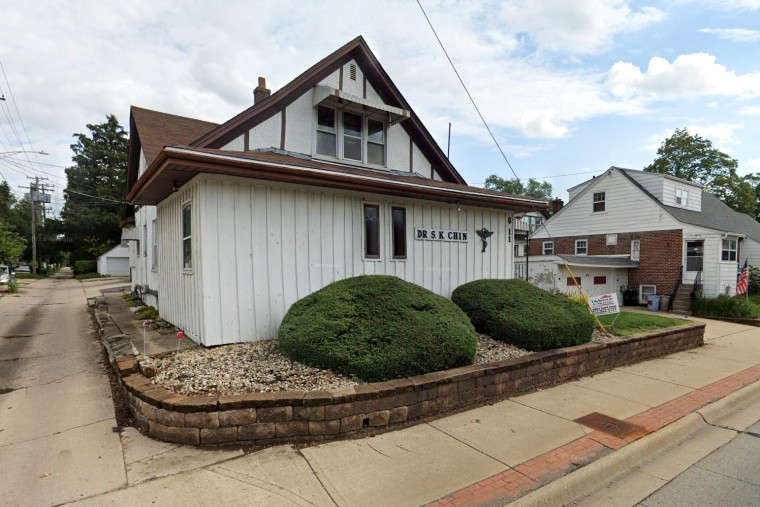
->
xmin=106 ymin=257 xmax=130 ymax=276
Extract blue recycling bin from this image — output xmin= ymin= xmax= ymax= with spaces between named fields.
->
xmin=647 ymin=294 xmax=660 ymax=312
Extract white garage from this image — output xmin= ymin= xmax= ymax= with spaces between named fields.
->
xmin=97 ymin=245 xmax=130 ymax=277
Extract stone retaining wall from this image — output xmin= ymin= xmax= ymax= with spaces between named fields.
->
xmin=115 ymin=322 xmax=705 ymax=446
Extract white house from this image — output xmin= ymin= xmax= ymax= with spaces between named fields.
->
xmin=122 ymin=37 xmax=548 ymax=346
xmin=528 ymin=166 xmax=760 ymax=305
xmin=96 ymin=244 xmax=130 ymax=277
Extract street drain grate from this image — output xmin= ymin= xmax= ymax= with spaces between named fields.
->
xmin=574 ymin=412 xmax=645 ymax=439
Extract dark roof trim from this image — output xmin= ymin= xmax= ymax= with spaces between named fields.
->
xmin=128 ymin=147 xmax=547 ymax=212
xmin=189 ymin=36 xmax=466 ymax=184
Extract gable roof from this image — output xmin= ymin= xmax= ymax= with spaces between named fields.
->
xmin=189 ymin=35 xmax=466 ymax=184
xmin=127 ymin=107 xmax=218 ymax=195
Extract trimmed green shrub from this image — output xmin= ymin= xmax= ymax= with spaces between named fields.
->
xmin=278 ymin=275 xmax=477 ymax=382
xmin=451 ymin=279 xmax=594 ymax=351
xmin=73 ymin=260 xmax=96 ymax=276
xmin=691 ymin=295 xmax=760 ymax=319
xmin=749 ymin=265 xmax=760 ymax=295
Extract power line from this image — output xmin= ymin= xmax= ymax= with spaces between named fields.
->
xmin=0 ymin=60 xmax=44 ymax=177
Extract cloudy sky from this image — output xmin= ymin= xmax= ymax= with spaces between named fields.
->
xmin=1 ymin=0 xmax=760 ymax=215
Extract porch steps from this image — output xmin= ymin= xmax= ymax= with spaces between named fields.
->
xmin=671 ymin=283 xmax=693 ymax=315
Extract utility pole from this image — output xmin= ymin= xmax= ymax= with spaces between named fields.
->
xmin=19 ymin=176 xmax=52 ymax=275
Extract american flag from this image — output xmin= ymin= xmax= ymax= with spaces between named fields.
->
xmin=736 ymin=259 xmax=749 ymax=296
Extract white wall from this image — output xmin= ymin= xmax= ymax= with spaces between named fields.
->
xmin=534 ymin=169 xmax=681 ymax=239
xmin=387 ymin=124 xmax=411 ymax=172
xmin=156 ymin=182 xmax=204 ymax=341
xmin=249 ymin=113 xmax=281 ymax=150
xmin=284 ymin=92 xmax=313 ymax=154
xmin=682 ymin=226 xmax=739 ymax=298
xmin=526 ymin=257 xmax=628 ymax=297
xmin=742 ymin=238 xmax=760 ymax=268
xmin=187 ymin=174 xmax=514 ymax=345
xmin=97 ymin=245 xmax=130 ymax=276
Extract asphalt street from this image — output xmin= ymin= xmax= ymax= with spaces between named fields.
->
xmin=635 ymin=417 xmax=760 ymax=506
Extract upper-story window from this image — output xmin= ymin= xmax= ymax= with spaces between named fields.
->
xmin=676 ymin=188 xmax=689 ymax=207
xmin=721 ymin=238 xmax=737 ymax=262
xmin=575 ymin=239 xmax=588 ymax=255
xmin=316 ymin=105 xmax=386 ymax=166
xmin=543 ymin=241 xmax=554 ymax=255
xmin=593 ymin=192 xmax=606 ymax=212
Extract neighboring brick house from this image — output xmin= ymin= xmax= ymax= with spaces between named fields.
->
xmin=528 ymin=166 xmax=760 ymax=303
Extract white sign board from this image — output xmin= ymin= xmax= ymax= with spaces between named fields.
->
xmin=588 ymin=293 xmax=620 ymax=316
xmin=414 ymin=228 xmax=469 ymax=242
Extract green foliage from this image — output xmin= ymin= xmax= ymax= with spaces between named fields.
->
xmin=597 ymin=312 xmax=686 ymax=336
xmin=644 ymin=128 xmax=757 ymax=218
xmin=8 ymin=281 xmax=19 ymax=293
xmin=0 ymin=387 xmax=15 ymax=395
xmin=691 ymin=295 xmax=760 ymax=319
xmin=484 ymin=175 xmax=553 ymax=200
xmin=73 ymin=260 xmax=97 ymax=275
xmin=452 ymin=279 xmax=594 ymax=351
xmin=62 ymin=115 xmax=128 ymax=263
xmin=135 ymin=306 xmax=159 ymax=320
xmin=748 ymin=265 xmax=760 ymax=295
xmin=0 ymin=219 xmax=26 ymax=264
xmin=278 ymin=275 xmax=477 ymax=382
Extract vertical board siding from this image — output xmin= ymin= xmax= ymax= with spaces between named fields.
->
xmin=157 ymin=182 xmax=202 ymax=342
xmin=181 ymin=176 xmax=513 ymax=345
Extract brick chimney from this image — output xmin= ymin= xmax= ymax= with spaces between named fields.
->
xmin=550 ymin=198 xmax=564 ymax=215
xmin=253 ymin=77 xmax=271 ymax=104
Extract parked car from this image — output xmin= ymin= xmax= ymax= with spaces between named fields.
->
xmin=0 ymin=265 xmax=15 ymax=285
xmin=14 ymin=265 xmax=31 ymax=274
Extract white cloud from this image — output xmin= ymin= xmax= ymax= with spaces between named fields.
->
xmin=739 ymin=105 xmax=760 ymax=115
xmin=606 ymin=53 xmax=760 ymax=99
xmin=699 ymin=28 xmax=760 ymax=42
xmin=499 ymin=0 xmax=664 ymax=54
xmin=747 ymin=158 xmax=760 ymax=171
xmin=645 ymin=124 xmax=744 ymax=156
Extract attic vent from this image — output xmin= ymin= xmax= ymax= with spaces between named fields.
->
xmin=350 ymin=63 xmax=357 ymax=81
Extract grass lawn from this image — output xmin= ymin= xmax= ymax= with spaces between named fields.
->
xmin=598 ymin=311 xmax=687 ymax=336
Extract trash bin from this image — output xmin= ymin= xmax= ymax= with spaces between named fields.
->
xmin=647 ymin=294 xmax=660 ymax=312
xmin=660 ymin=295 xmax=670 ymax=312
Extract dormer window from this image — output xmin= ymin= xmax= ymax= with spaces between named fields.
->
xmin=676 ymin=188 xmax=689 ymax=207
xmin=315 ymin=105 xmax=386 ymax=166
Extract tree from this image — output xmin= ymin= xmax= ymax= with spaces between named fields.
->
xmin=61 ymin=115 xmax=128 ymax=262
xmin=644 ymin=128 xmax=757 ymax=217
xmin=0 ymin=181 xmax=15 ymax=222
xmin=484 ymin=175 xmax=553 ymax=200
xmin=0 ymin=219 xmax=26 ymax=264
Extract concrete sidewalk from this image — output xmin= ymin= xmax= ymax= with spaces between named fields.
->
xmin=69 ymin=308 xmax=760 ymax=506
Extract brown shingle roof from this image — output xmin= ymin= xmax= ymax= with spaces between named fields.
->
xmin=131 ymin=106 xmax=217 ymax=166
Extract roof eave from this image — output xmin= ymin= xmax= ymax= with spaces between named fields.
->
xmin=128 ymin=148 xmax=547 ymax=213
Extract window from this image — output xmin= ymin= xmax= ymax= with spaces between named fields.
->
xmin=182 ymin=203 xmax=192 ymax=269
xmin=594 ymin=276 xmax=607 ymax=285
xmin=575 ymin=239 xmax=588 ymax=255
xmin=363 ymin=204 xmax=380 ymax=258
xmin=315 ymin=106 xmax=386 ymax=166
xmin=631 ymin=239 xmax=640 ymax=261
xmin=316 ymin=105 xmax=337 ymax=157
xmin=593 ymin=192 xmax=606 ymax=212
xmin=722 ymin=238 xmax=737 ymax=262
xmin=686 ymin=240 xmax=704 ymax=271
xmin=367 ymin=119 xmax=385 ymax=165
xmin=567 ymin=276 xmax=581 ymax=287
xmin=543 ymin=241 xmax=554 ymax=255
xmin=143 ymin=224 xmax=147 ymax=257
xmin=676 ymin=188 xmax=689 ymax=207
xmin=391 ymin=207 xmax=406 ymax=259
xmin=606 ymin=234 xmax=617 ymax=246
xmin=514 ymin=245 xmax=520 ymax=257
xmin=152 ymin=219 xmax=158 ymax=269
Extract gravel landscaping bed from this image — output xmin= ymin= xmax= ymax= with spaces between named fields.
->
xmin=148 ymin=333 xmax=534 ymax=396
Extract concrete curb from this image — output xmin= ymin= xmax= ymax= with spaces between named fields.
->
xmin=508 ymin=379 xmax=760 ymax=507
